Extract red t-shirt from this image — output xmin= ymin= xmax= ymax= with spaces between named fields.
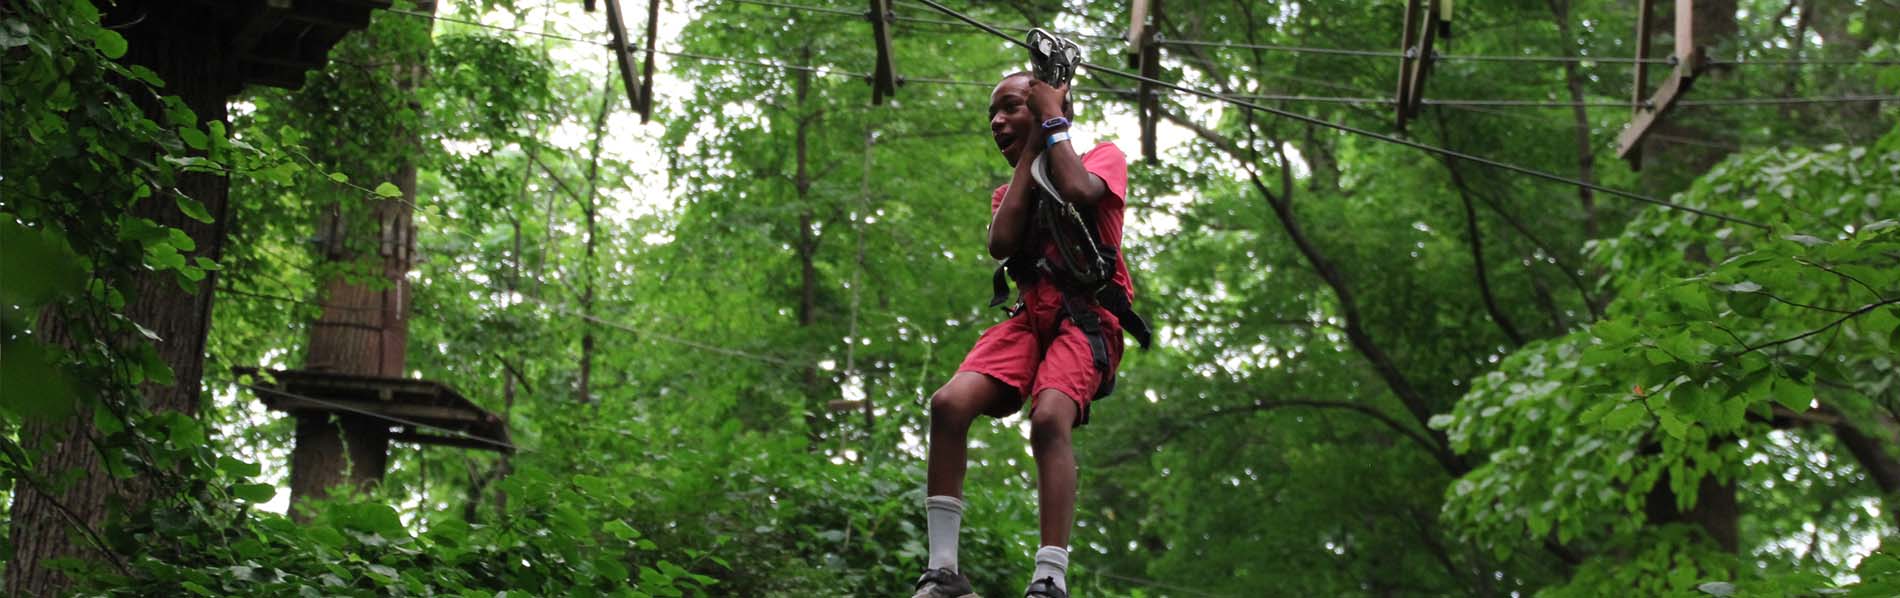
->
xmin=991 ymin=141 xmax=1134 ymax=300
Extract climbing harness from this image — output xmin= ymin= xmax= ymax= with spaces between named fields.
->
xmin=989 ymin=28 xmax=1153 ymax=400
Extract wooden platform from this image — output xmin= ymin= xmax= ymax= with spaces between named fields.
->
xmin=236 ymin=367 xmax=512 ymax=453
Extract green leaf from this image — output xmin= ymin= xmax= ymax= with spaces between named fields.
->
xmin=0 ymin=339 xmax=79 ymax=420
xmin=0 ymin=221 xmax=85 ymax=307
xmin=178 ymin=126 xmax=208 ymax=150
xmin=1697 ymin=581 xmax=1736 ymax=596
xmin=1603 ymin=402 xmax=1646 ymax=430
xmin=328 ymin=172 xmax=350 ymax=184
xmin=605 ymin=520 xmax=640 ymax=540
xmin=91 ymin=28 xmax=127 ymax=58
xmin=232 ymin=483 xmax=276 ymax=502
xmin=373 ymin=182 xmax=403 ymax=198
xmin=1770 ymin=377 xmax=1812 ymax=411
xmin=176 ymin=195 xmax=215 ymax=223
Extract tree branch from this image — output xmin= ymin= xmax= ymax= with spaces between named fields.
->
xmin=1154 ymin=103 xmax=1466 ymax=475
xmin=1441 ymin=156 xmax=1527 ymax=346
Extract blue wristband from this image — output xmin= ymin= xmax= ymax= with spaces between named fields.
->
xmin=1046 ymin=131 xmax=1072 ymax=149
xmin=1041 ymin=116 xmax=1071 ymax=130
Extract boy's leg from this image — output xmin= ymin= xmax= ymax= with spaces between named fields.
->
xmin=1027 ymin=390 xmax=1080 ymax=547
xmin=916 ymin=372 xmax=1022 ymax=598
xmin=927 ymin=372 xmax=1021 ymax=499
xmin=1022 ymin=312 xmax=1122 ymax=596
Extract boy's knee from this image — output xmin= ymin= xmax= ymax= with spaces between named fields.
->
xmin=1028 ymin=391 xmax=1077 ymax=441
xmin=930 ymin=387 xmax=980 ymax=422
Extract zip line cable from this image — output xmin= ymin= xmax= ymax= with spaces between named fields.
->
xmin=389 ymin=8 xmax=1894 ymax=109
xmin=907 ymin=0 xmax=1770 ymax=230
xmin=740 ymin=0 xmax=1900 ymax=67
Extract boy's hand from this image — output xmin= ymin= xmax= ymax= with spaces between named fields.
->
xmin=1026 ymin=79 xmax=1069 ymax=121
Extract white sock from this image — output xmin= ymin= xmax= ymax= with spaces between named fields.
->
xmin=1032 ymin=545 xmax=1070 ymax=592
xmin=925 ymin=495 xmax=965 ymax=571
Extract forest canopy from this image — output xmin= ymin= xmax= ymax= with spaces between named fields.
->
xmin=2 ymin=0 xmax=1897 ymax=596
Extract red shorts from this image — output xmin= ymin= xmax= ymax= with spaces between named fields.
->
xmin=957 ymin=284 xmax=1125 ymax=425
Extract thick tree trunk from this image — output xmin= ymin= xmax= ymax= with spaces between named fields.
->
xmin=6 ymin=5 xmax=236 ymax=594
xmin=289 ymin=3 xmax=433 ymax=514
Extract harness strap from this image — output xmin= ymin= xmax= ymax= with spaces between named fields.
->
xmin=1059 ymin=290 xmax=1116 ymax=399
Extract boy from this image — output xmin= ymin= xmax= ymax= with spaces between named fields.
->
xmin=913 ymin=71 xmax=1141 ymax=598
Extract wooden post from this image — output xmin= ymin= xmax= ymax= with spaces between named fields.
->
xmin=1128 ymin=0 xmax=1157 ymax=162
xmin=639 ymin=0 xmax=660 ymax=121
xmin=867 ymin=0 xmax=899 ymax=104
xmin=1616 ymin=0 xmax=1705 ymax=169
xmin=605 ymin=0 xmax=643 ymax=114
xmin=1396 ymin=0 xmax=1422 ymax=125
xmin=1398 ymin=0 xmax=1440 ymax=130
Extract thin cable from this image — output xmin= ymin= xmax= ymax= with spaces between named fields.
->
xmin=242 ymin=383 xmax=524 ymax=452
xmin=906 ymin=0 xmax=1769 ymax=230
xmin=390 ymin=8 xmax=869 ymax=79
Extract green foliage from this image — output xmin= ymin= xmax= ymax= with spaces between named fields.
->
xmin=9 ymin=0 xmax=1899 ymax=596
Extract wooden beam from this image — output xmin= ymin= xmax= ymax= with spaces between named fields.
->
xmin=867 ymin=0 xmax=898 ymax=105
xmin=263 ymin=394 xmax=491 ymax=425
xmin=1403 ymin=0 xmax=1440 ymax=119
xmin=1618 ymin=0 xmax=1703 ymax=169
xmin=605 ymin=0 xmax=643 ymax=114
xmin=1395 ymin=0 xmax=1423 ymax=129
xmin=230 ymin=0 xmax=291 ymax=58
xmin=1126 ymin=0 xmax=1151 ymax=55
xmin=1129 ymin=0 xmax=1157 ymax=162
xmin=1628 ymin=0 xmax=1655 ymax=167
xmin=391 ymin=430 xmax=513 ymax=453
xmin=1615 ymin=47 xmax=1703 ymax=163
xmin=638 ymin=0 xmax=660 ymax=122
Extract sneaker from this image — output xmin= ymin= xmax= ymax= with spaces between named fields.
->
xmin=1023 ymin=577 xmax=1067 ymax=598
xmin=913 ymin=567 xmax=980 ymax=598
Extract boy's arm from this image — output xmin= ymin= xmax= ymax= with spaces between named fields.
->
xmin=988 ymin=140 xmax=1044 ymax=260
xmin=1027 ymin=81 xmax=1109 ymax=208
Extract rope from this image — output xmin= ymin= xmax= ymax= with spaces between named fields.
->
xmin=904 ymin=0 xmax=1770 ymax=230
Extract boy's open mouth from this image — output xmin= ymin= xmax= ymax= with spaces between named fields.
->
xmin=994 ymin=133 xmax=1014 ymax=150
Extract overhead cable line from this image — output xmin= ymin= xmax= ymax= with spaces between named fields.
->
xmin=393 ymin=9 xmax=1893 ymax=109
xmin=734 ymin=0 xmax=1900 ymax=67
xmin=905 ymin=0 xmax=1770 ymax=230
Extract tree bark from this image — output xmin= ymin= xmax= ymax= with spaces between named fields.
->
xmin=578 ymin=63 xmax=616 ymax=407
xmin=1545 ymin=0 xmax=1598 ymax=238
xmin=7 ymin=5 xmax=236 ymax=594
xmin=290 ymin=1 xmax=434 ymax=514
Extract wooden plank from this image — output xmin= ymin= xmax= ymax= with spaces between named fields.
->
xmin=605 ymin=0 xmax=643 ymax=114
xmin=263 ymin=394 xmax=491 ymax=425
xmin=1395 ymin=0 xmax=1423 ymax=129
xmin=1616 ymin=47 xmax=1703 ymax=161
xmin=1628 ymin=0 xmax=1655 ymax=167
xmin=1619 ymin=0 xmax=1701 ymax=168
xmin=391 ymin=430 xmax=512 ymax=453
xmin=867 ymin=0 xmax=898 ymax=105
xmin=1134 ymin=0 xmax=1158 ymax=162
xmin=638 ymin=0 xmax=660 ymax=122
xmin=1406 ymin=0 xmax=1428 ymax=118
xmin=1139 ymin=41 xmax=1159 ymax=163
xmin=1126 ymin=0 xmax=1151 ymax=56
xmin=230 ymin=0 xmax=291 ymax=58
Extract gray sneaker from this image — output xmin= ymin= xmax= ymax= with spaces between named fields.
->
xmin=913 ymin=568 xmax=980 ymax=598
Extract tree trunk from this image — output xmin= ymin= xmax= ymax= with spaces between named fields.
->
xmin=578 ymin=64 xmax=615 ymax=407
xmin=1545 ymin=0 xmax=1598 ymax=238
xmin=289 ymin=2 xmax=434 ymax=514
xmin=7 ymin=5 xmax=237 ymax=594
xmin=792 ymin=44 xmax=827 ymax=447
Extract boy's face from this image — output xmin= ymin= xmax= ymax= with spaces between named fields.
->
xmin=988 ymin=75 xmax=1035 ymax=166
